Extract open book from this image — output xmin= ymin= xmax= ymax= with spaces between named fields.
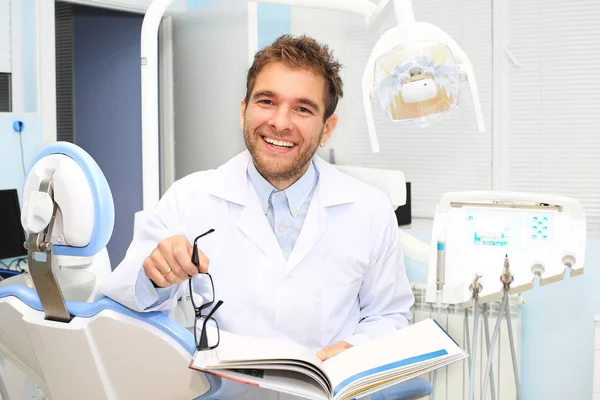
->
xmin=189 ymin=318 xmax=467 ymax=400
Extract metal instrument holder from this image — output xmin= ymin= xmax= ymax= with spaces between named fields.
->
xmin=479 ymin=255 xmax=521 ymax=400
xmin=22 ymin=179 xmax=71 ymax=323
xmin=467 ymin=273 xmax=483 ymax=400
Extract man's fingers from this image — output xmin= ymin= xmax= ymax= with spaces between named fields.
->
xmin=144 ymin=257 xmax=170 ymax=288
xmin=173 ymin=241 xmax=198 ymax=277
xmin=151 ymin=248 xmax=185 ymax=284
xmin=168 ymin=241 xmax=194 ymax=278
xmin=316 ymin=341 xmax=352 ymax=361
xmin=196 ymin=249 xmax=210 ymax=274
xmin=155 ymin=240 xmax=186 ymax=281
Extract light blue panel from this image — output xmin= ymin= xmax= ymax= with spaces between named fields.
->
xmin=519 ymin=237 xmax=600 ymax=400
xmin=186 ymin=0 xmax=218 ymax=8
xmin=0 ymin=114 xmax=43 ymax=202
xmin=257 ymin=4 xmax=290 ymax=50
xmin=403 ymin=222 xmax=600 ymax=399
xmin=21 ymin=0 xmax=37 ymax=112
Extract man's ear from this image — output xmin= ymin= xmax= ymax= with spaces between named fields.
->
xmin=320 ymin=114 xmax=339 ymax=146
xmin=239 ymin=99 xmax=247 ymax=131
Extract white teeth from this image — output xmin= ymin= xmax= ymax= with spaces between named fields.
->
xmin=264 ymin=137 xmax=294 ymax=148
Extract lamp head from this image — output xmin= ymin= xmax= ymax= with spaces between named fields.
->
xmin=373 ymin=42 xmax=460 ymax=128
xmin=362 ymin=19 xmax=485 ymax=153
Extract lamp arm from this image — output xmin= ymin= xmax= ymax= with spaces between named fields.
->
xmin=393 ymin=0 xmax=416 ymax=39
xmin=461 ymin=63 xmax=486 ymax=132
xmin=141 ymin=0 xmax=176 ymax=211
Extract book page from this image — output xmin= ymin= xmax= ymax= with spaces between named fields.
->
xmin=322 ymin=319 xmax=466 ymax=397
xmin=191 ymin=328 xmax=332 ymax=395
xmin=201 ymin=328 xmax=324 ymax=368
xmin=199 ymin=368 xmax=330 ymax=400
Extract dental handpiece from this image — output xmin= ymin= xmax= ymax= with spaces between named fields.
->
xmin=436 ymin=241 xmax=445 ymax=290
xmin=502 ymin=254 xmax=514 ymax=288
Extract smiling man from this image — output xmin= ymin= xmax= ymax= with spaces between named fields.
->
xmin=99 ymin=34 xmax=415 ymax=399
xmin=241 ymin=48 xmax=339 ymax=192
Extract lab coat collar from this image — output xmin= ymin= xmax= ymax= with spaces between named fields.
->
xmin=247 ymin=158 xmax=319 ymax=217
xmin=206 ymin=150 xmax=355 ymax=271
xmin=206 ymin=150 xmax=355 ymax=208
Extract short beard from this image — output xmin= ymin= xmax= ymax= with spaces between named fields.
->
xmin=244 ymin=119 xmax=323 ymax=186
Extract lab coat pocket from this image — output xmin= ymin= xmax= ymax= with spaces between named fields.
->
xmin=320 ymin=275 xmax=363 ymax=347
xmin=213 ymin=250 xmax=277 ymax=336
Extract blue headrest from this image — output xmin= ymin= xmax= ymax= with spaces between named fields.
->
xmin=26 ymin=142 xmax=115 ymax=257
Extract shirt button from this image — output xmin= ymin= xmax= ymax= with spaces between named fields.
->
xmin=279 ymin=225 xmax=286 ymax=232
xmin=149 ymin=289 xmax=156 ymax=297
xmin=275 ymin=193 xmax=281 ymax=198
xmin=262 ymin=203 xmax=267 ymax=212
xmin=291 ymin=207 xmax=297 ymax=214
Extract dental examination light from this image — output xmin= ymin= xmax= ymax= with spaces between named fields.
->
xmin=140 ymin=0 xmax=485 ymax=210
xmin=362 ymin=0 xmax=486 ymax=152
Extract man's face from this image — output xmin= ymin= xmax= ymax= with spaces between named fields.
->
xmin=240 ymin=62 xmax=338 ymax=187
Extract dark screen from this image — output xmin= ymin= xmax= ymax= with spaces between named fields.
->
xmin=0 ymin=189 xmax=27 ymax=259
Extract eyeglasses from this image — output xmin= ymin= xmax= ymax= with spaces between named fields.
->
xmin=189 ymin=228 xmax=224 ymax=351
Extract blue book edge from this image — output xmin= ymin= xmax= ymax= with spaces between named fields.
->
xmin=433 ymin=318 xmax=461 ymax=348
xmin=332 ymin=349 xmax=448 ymax=396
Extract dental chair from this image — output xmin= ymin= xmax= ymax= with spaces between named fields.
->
xmin=0 ymin=142 xmax=219 ymax=399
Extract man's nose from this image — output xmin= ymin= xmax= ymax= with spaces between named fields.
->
xmin=269 ymin=106 xmax=293 ymax=132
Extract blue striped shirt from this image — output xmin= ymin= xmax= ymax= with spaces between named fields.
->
xmin=246 ymin=160 xmax=318 ymax=260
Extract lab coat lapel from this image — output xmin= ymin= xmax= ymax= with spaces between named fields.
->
xmin=205 ymin=150 xmax=285 ymax=265
xmin=285 ymin=186 xmax=328 ymax=272
xmin=285 ymin=156 xmax=355 ymax=272
xmin=238 ymin=185 xmax=286 ymax=265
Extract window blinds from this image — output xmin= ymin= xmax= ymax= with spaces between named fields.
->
xmin=506 ymin=0 xmax=600 ymax=233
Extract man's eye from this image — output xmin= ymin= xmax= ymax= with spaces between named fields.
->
xmin=259 ymin=100 xmax=273 ymax=105
xmin=298 ymin=107 xmax=311 ymax=113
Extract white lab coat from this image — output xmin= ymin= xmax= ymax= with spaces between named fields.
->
xmin=98 ymin=150 xmax=414 ymax=399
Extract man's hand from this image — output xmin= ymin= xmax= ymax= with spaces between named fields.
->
xmin=143 ymin=235 xmax=209 ymax=288
xmin=316 ymin=341 xmax=352 ymax=361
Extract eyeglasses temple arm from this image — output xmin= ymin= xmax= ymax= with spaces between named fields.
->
xmin=192 ymin=228 xmax=215 ymax=268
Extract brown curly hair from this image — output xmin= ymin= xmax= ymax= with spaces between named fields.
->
xmin=244 ymin=34 xmax=344 ymax=121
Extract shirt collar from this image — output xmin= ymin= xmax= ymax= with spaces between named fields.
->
xmin=247 ymin=159 xmax=318 ymax=217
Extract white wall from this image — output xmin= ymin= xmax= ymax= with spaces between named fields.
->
xmin=171 ymin=0 xmax=249 ymax=178
xmin=0 ymin=1 xmax=11 ymax=73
